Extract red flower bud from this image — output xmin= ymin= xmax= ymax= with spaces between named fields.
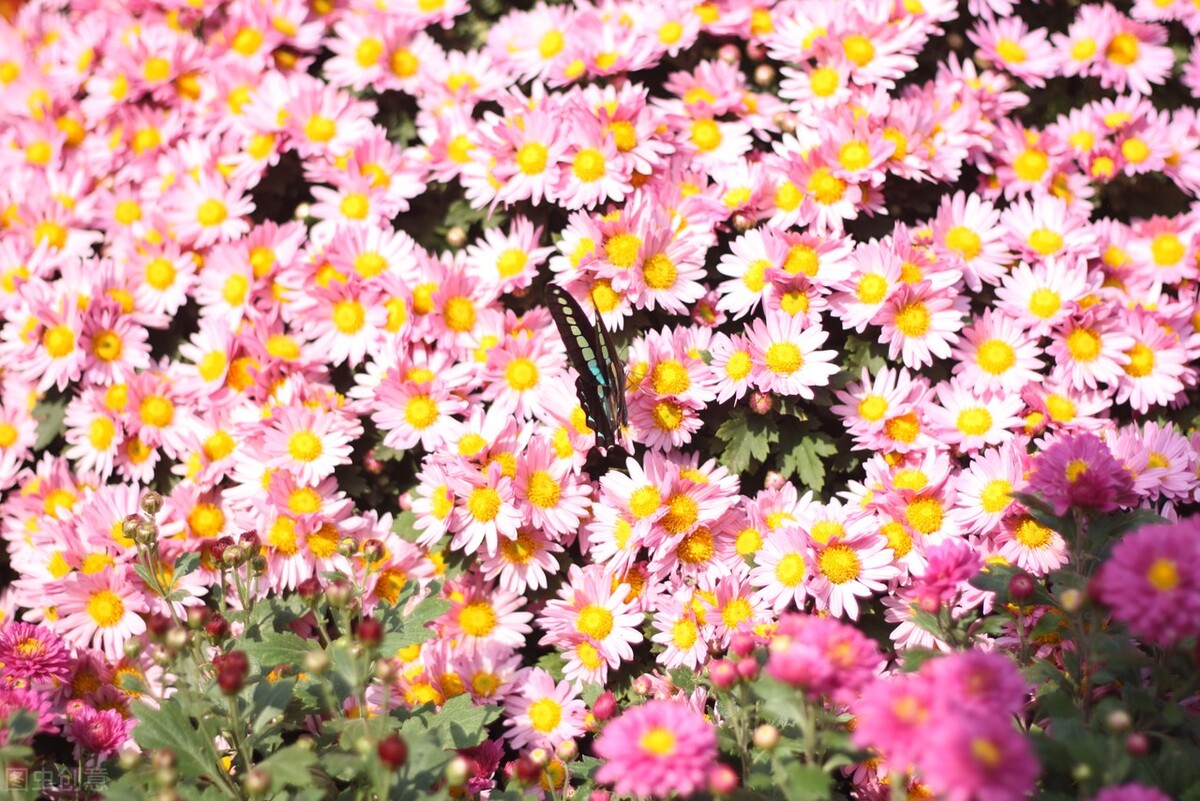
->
xmin=591 ymin=691 xmax=617 ymax=722
xmin=356 ymin=616 xmax=383 ymax=648
xmin=709 ymin=659 xmax=738 ymax=689
xmin=377 ymin=734 xmax=408 ymax=770
xmin=1008 ymin=573 xmax=1036 ymax=601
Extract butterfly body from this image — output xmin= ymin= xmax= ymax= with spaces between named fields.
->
xmin=545 ymin=283 xmax=630 ymax=454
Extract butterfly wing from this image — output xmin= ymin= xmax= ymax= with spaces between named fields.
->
xmin=545 ymin=283 xmax=618 ymax=449
xmin=592 ymin=296 xmax=628 ymax=442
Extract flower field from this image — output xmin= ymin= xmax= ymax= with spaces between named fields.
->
xmin=1 ymin=0 xmax=1200 ymax=798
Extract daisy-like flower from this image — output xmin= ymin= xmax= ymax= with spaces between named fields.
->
xmin=994 ymin=259 xmax=1094 ymax=336
xmin=952 ymin=444 xmax=1027 ymax=535
xmin=994 ymin=512 xmax=1069 ymax=576
xmin=477 ymin=526 xmax=562 ymax=595
xmin=1113 ymin=310 xmax=1190 ymax=413
xmin=807 ymin=530 xmax=898 ymax=620
xmin=926 ymin=380 xmax=1025 ymax=453
xmin=950 ymin=310 xmax=1044 ymax=396
xmin=443 ymin=580 xmax=533 ymax=654
xmin=594 ymin=699 xmax=717 ymax=800
xmin=540 ymin=564 xmax=644 ymax=677
xmin=1047 ymin=307 xmax=1136 ymax=392
xmin=749 ymin=525 xmax=811 ymax=613
xmin=448 ymin=462 xmax=522 ymax=557
xmin=513 ymin=437 xmax=592 ymax=539
xmin=767 ymin=613 xmax=883 ymax=702
xmin=262 ymin=405 xmax=362 ymax=486
xmin=649 ymin=592 xmax=708 ymax=672
xmin=1027 ymin=432 xmax=1138 ymax=516
xmin=876 ymin=282 xmax=965 ymax=370
xmin=54 ymin=568 xmax=148 ymax=660
xmin=745 ymin=313 xmax=839 ymax=398
xmin=503 ymin=667 xmax=587 ymax=750
xmin=968 ymin=17 xmax=1056 ymax=87
xmin=930 ymin=191 xmax=1011 ymax=292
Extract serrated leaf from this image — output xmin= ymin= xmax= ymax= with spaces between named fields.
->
xmin=778 ymin=763 xmax=831 ymax=801
xmin=242 ymin=631 xmax=320 ymax=669
xmin=32 ymin=397 xmax=67 ymax=451
xmin=255 ymin=745 xmax=318 ymax=789
xmin=251 ymin=678 xmax=296 ymax=736
xmin=130 ymin=700 xmax=219 ymax=782
xmin=174 ymin=550 xmax=201 ymax=580
xmin=429 ymin=694 xmax=499 ymax=748
xmin=716 ymin=413 xmax=776 ymax=474
xmin=535 ymin=652 xmax=566 ymax=682
xmin=3 ymin=708 xmax=37 ymax=742
xmin=668 ymin=667 xmax=696 ymax=694
xmin=782 ymin=433 xmax=838 ymax=491
xmin=117 ymin=672 xmax=150 ymax=697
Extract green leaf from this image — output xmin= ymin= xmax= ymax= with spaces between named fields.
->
xmin=896 ymin=647 xmax=943 ymax=672
xmin=535 ymin=651 xmax=566 ymax=682
xmin=117 ymin=672 xmax=150 ymax=697
xmin=243 ymin=631 xmax=321 ymax=669
xmin=251 ymin=678 xmax=296 ymax=736
xmin=428 ymin=694 xmax=499 ymax=748
xmin=32 ymin=397 xmax=67 ymax=451
xmin=716 ymin=412 xmax=777 ymax=475
xmin=750 ymin=678 xmax=808 ymax=725
xmin=579 ymin=682 xmax=604 ymax=705
xmin=778 ymin=763 xmax=831 ymax=801
xmin=668 ymin=667 xmax=697 ymax=694
xmin=781 ymin=433 xmax=839 ymax=491
xmin=174 ymin=550 xmax=201 ymax=580
xmin=130 ymin=700 xmax=220 ymax=782
xmin=377 ymin=583 xmax=449 ymax=656
xmin=255 ymin=745 xmax=318 ymax=789
xmin=3 ymin=708 xmax=37 ymax=742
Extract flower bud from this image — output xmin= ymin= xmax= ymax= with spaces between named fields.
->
xmin=239 ymin=531 xmax=261 ymax=552
xmin=326 ymin=579 xmax=353 ymax=608
xmin=555 ymin=739 xmax=578 ymax=762
xmin=753 ymin=64 xmax=775 ymax=87
xmin=222 ymin=546 xmax=243 ymax=566
xmin=746 ymin=41 xmax=766 ymax=61
xmin=122 ymin=514 xmax=143 ymax=542
xmin=156 ymin=791 xmax=179 ymax=801
xmin=135 ymin=521 xmax=159 ymax=545
xmin=297 ymin=576 xmax=323 ymax=602
xmin=165 ymin=627 xmax=189 ymax=652
xmin=213 ymin=651 xmax=249 ymax=695
xmin=249 ymin=555 xmax=267 ymax=575
xmin=205 ymin=614 xmax=230 ymax=642
xmin=398 ymin=491 xmax=414 ymax=512
xmin=338 ymin=537 xmax=359 ymax=557
xmin=736 ymin=656 xmax=759 ymax=680
xmin=187 ymin=606 xmax=210 ymax=630
xmin=592 ymin=691 xmax=617 ymax=722
xmin=513 ymin=755 xmax=541 ymax=784
xmin=151 ymin=750 xmax=176 ymax=771
xmin=362 ymin=538 xmax=384 ymax=563
xmin=119 ymin=750 xmax=143 ymax=772
xmin=154 ymin=767 xmax=178 ymax=789
xmin=632 ymin=676 xmax=652 ymax=696
xmin=732 ymin=213 xmax=752 ymax=233
xmin=753 ymin=724 xmax=780 ymax=750
xmin=1105 ymin=709 xmax=1132 ymax=732
xmin=295 ymin=735 xmax=316 ymax=751
xmin=717 ymin=44 xmax=740 ymax=64
xmin=363 ymin=449 xmax=383 ymax=474
xmin=377 ymin=734 xmax=409 ymax=770
xmin=209 ymin=536 xmax=235 ymax=566
xmin=1125 ymin=733 xmax=1150 ymax=757
xmin=444 ymin=755 xmax=470 ymax=787
xmin=589 ymin=791 xmax=611 ymax=801
xmin=709 ymin=764 xmax=740 ymax=796
xmin=709 ymin=659 xmax=738 ymax=689
xmin=374 ymin=658 xmax=398 ymax=683
xmin=303 ymin=649 xmax=330 ymax=675
xmin=356 ymin=616 xmax=383 ymax=648
xmin=749 ymin=391 xmax=773 ymax=415
xmin=124 ymin=637 xmax=146 ymax=660
xmin=294 ymin=203 xmax=311 ymax=220
xmin=446 ymin=226 xmax=468 ymax=248
xmin=242 ymin=768 xmax=271 ymax=796
xmin=1071 ymin=763 xmax=1092 ymax=782
xmin=141 ymin=491 xmax=164 ymax=517
xmin=1008 ymin=573 xmax=1036 ymax=601
xmin=730 ymin=631 xmax=758 ymax=658
xmin=528 ymin=748 xmax=550 ymax=768
xmin=1059 ymin=588 xmax=1084 ymax=613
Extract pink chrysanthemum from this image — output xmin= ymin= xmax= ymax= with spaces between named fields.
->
xmin=594 ymin=699 xmax=718 ymax=800
xmin=1094 ymin=516 xmax=1200 ymax=646
xmin=766 ymin=613 xmax=883 ymax=703
xmin=0 ymin=622 xmax=73 ymax=688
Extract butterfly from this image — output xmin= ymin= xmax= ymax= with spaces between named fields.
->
xmin=545 ymin=282 xmax=630 ymax=454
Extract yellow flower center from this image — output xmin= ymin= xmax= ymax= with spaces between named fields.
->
xmin=1123 ymin=343 xmax=1154 ymax=378
xmin=765 ymin=342 xmax=802 ymax=375
xmin=528 ymin=698 xmax=562 ymax=733
xmin=468 ymin=486 xmax=501 ymax=523
xmin=1014 ymin=516 xmax=1052 ymax=549
xmin=956 ymin=407 xmax=992 ymax=437
xmin=894 ymin=302 xmax=930 ymax=337
xmin=459 ymin=601 xmax=497 ymax=637
xmin=516 ymin=142 xmax=548 ymax=175
xmin=196 ymin=199 xmax=227 ymax=227
xmin=905 ymin=497 xmax=944 ymax=534
xmin=945 ymin=226 xmax=982 ymax=260
xmin=87 ymin=590 xmax=124 ymax=627
xmin=775 ymin=552 xmax=805 ymax=586
xmin=662 ymin=493 xmax=699 ymax=535
xmin=819 ymin=544 xmax=861 ymax=584
xmin=404 ymin=395 xmax=438 ymax=429
xmin=1065 ymin=328 xmax=1100 ymax=362
xmin=505 ymin=357 xmax=539 ymax=391
xmin=526 ymin=471 xmax=560 ymax=509
xmin=980 ymin=479 xmax=1013 ymax=514
xmin=1028 ymin=288 xmax=1061 ymax=319
xmin=1146 ymin=558 xmax=1178 ymax=592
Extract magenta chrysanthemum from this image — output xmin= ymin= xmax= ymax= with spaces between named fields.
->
xmin=1027 ymin=432 xmax=1138 ymax=516
xmin=594 ymin=700 xmax=717 ymax=799
xmin=0 ymin=622 xmax=73 ymax=688
xmin=1094 ymin=516 xmax=1200 ymax=646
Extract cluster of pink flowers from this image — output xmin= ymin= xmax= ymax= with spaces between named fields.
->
xmin=0 ymin=0 xmax=1198 ymax=791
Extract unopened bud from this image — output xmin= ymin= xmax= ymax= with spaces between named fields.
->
xmin=732 ymin=213 xmax=752 ymax=232
xmin=338 ymin=537 xmax=358 ymax=557
xmin=1008 ymin=573 xmax=1036 ymax=601
xmin=242 ymin=768 xmax=271 ymax=796
xmin=141 ymin=491 xmax=164 ymax=517
xmin=363 ymin=450 xmax=383 ymax=474
xmin=753 ymin=64 xmax=775 ymax=87
xmin=592 ymin=690 xmax=617 ymax=721
xmin=122 ymin=514 xmax=143 ymax=542
xmin=222 ymin=546 xmax=243 ymax=566
xmin=528 ymin=747 xmax=550 ymax=768
xmin=709 ymin=659 xmax=738 ymax=689
xmin=303 ymin=649 xmax=330 ymax=675
xmin=377 ymin=734 xmax=408 ymax=770
xmin=398 ymin=491 xmax=414 ymax=512
xmin=763 ymin=471 xmax=785 ymax=491
xmin=124 ymin=637 xmax=145 ymax=660
xmin=717 ymin=44 xmax=740 ymax=64
xmin=709 ymin=764 xmax=740 ymax=796
xmin=555 ymin=739 xmax=578 ymax=761
xmin=165 ymin=628 xmax=189 ymax=652
xmin=1071 ymin=763 xmax=1092 ymax=782
xmin=362 ymin=538 xmax=384 ymax=563
xmin=1105 ymin=710 xmax=1132 ymax=732
xmin=446 ymin=226 xmax=467 ymax=248
xmin=249 ymin=555 xmax=267 ymax=575
xmin=1125 ymin=733 xmax=1149 ymax=756
xmin=375 ymin=658 xmax=398 ymax=683
xmin=119 ymin=751 xmax=143 ymax=772
xmin=632 ymin=676 xmax=652 ymax=696
xmin=749 ymin=391 xmax=773 ymax=415
xmin=753 ymin=724 xmax=780 ymax=750
xmin=445 ymin=755 xmax=470 ymax=787
xmin=187 ymin=606 xmax=209 ymax=630
xmin=1060 ymin=588 xmax=1084 ymax=613
xmin=135 ymin=521 xmax=159 ymax=545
